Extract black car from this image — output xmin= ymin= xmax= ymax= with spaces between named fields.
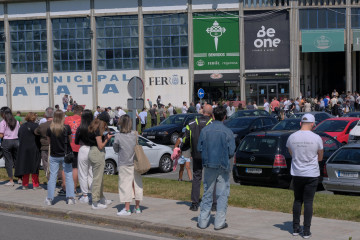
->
xmin=288 ymin=112 xmax=333 ymax=125
xmin=232 ymin=130 xmax=341 ymax=188
xmin=224 ymin=116 xmax=278 ymax=146
xmin=344 ymin=112 xmax=360 ymax=118
xmin=142 ymin=113 xmax=202 ymax=145
xmin=271 ymin=118 xmax=301 ymax=131
xmin=229 ymin=110 xmax=270 ymax=120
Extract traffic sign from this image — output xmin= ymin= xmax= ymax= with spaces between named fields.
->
xmin=128 ymin=76 xmax=144 ymax=98
xmin=127 ymin=98 xmax=144 ymax=110
xmin=197 ymin=88 xmax=205 ymax=99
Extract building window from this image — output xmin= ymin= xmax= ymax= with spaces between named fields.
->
xmin=0 ymin=22 xmax=5 ymax=73
xmin=351 ymin=8 xmax=360 ymax=28
xmin=96 ymin=15 xmax=139 ymax=70
xmin=52 ymin=18 xmax=91 ymax=72
xmin=10 ymin=20 xmax=47 ymax=73
xmin=144 ymin=14 xmax=188 ymax=69
xmin=299 ymin=9 xmax=346 ymax=29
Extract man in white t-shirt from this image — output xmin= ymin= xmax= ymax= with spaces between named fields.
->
xmin=182 ymin=101 xmax=188 ymax=114
xmin=286 ymin=113 xmax=323 ymax=239
xmin=283 ymin=98 xmax=291 ymax=112
xmin=263 ymin=99 xmax=270 ymax=113
xmin=139 ymin=108 xmax=148 ymax=133
xmin=196 ymin=101 xmax=201 ymax=113
xmin=94 ymin=106 xmax=101 ymax=119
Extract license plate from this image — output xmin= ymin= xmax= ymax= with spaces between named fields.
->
xmin=147 ymin=136 xmax=155 ymax=139
xmin=246 ymin=168 xmax=262 ymax=174
xmin=338 ymin=171 xmax=359 ymax=178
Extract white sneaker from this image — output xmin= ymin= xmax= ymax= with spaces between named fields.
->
xmin=100 ymin=198 xmax=112 ymax=205
xmin=92 ymin=201 xmax=108 ymax=210
xmin=117 ymin=208 xmax=131 ymax=216
xmin=133 ymin=208 xmax=141 ymax=214
xmin=44 ymin=198 xmax=52 ymax=206
xmin=67 ymin=198 xmax=76 ymax=205
xmin=79 ymin=195 xmax=89 ymax=204
xmin=4 ymin=181 xmax=14 ymax=186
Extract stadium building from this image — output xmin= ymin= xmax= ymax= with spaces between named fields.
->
xmin=0 ymin=0 xmax=358 ymax=110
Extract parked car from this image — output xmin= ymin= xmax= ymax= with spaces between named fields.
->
xmin=343 ymin=112 xmax=360 ymax=118
xmin=104 ymin=134 xmax=173 ymax=175
xmin=314 ymin=117 xmax=360 ymax=144
xmin=232 ymin=130 xmax=341 ymax=188
xmin=228 ymin=110 xmax=270 ymax=120
xmin=348 ymin=120 xmax=360 ymax=143
xmin=224 ymin=116 xmax=278 ymax=146
xmin=142 ymin=113 xmax=202 ymax=145
xmin=323 ymin=143 xmax=360 ymax=194
xmin=288 ymin=112 xmax=333 ymax=125
xmin=271 ymin=118 xmax=301 ymax=131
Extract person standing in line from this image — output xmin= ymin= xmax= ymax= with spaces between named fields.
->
xmin=197 ymin=106 xmax=236 ymax=230
xmin=159 ymin=104 xmax=166 ymax=123
xmin=181 ymin=105 xmax=217 ymax=212
xmin=286 ymin=113 xmax=323 ymax=239
xmin=14 ymin=111 xmax=23 ymax=125
xmin=149 ymin=104 xmax=158 ymax=127
xmin=113 ymin=115 xmax=143 ymax=216
xmin=0 ymin=107 xmax=20 ymax=186
xmin=69 ymin=96 xmax=74 ymax=106
xmin=212 ymin=101 xmax=217 ymax=109
xmin=196 ymin=101 xmax=201 ymax=113
xmin=226 ymin=102 xmax=235 ymax=118
xmin=15 ymin=112 xmax=41 ymax=190
xmin=94 ymin=106 xmax=101 ymax=119
xmin=304 ymin=99 xmax=312 ymax=112
xmin=270 ymin=97 xmax=280 ymax=112
xmin=45 ymin=110 xmax=76 ymax=205
xmin=88 ymin=118 xmax=113 ymax=209
xmin=62 ymin=94 xmax=69 ymax=111
xmin=263 ymin=99 xmax=270 ymax=113
xmin=156 ymin=95 xmax=162 ymax=109
xmin=63 ymin=105 xmax=83 ymax=195
xmin=167 ymin=103 xmax=174 ymax=116
xmin=188 ymin=102 xmax=197 ymax=113
xmin=75 ymin=109 xmax=94 ymax=204
xmin=35 ymin=107 xmax=55 ymax=181
xmin=253 ymin=101 xmax=258 ymax=110
xmin=246 ymin=102 xmax=255 ymax=110
xmin=138 ymin=108 xmax=147 ymax=133
xmin=182 ymin=101 xmax=188 ymax=114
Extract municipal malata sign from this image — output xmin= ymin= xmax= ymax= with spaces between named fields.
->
xmin=193 ymin=14 xmax=240 ymax=70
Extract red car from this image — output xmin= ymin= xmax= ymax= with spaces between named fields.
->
xmin=314 ymin=117 xmax=360 ymax=144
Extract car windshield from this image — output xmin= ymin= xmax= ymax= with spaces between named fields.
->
xmin=160 ymin=115 xmax=186 ymax=125
xmin=229 ymin=111 xmax=257 ymax=119
xmin=328 ymin=148 xmax=360 ymax=165
xmin=289 ymin=113 xmax=305 ymax=119
xmin=238 ymin=136 xmax=278 ymax=153
xmin=224 ymin=118 xmax=254 ymax=128
xmin=315 ymin=120 xmax=349 ymax=132
xmin=272 ymin=120 xmax=301 ymax=130
xmin=344 ymin=113 xmax=360 ymax=118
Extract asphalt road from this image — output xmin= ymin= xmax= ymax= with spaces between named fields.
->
xmin=0 ymin=211 xmax=178 ymax=240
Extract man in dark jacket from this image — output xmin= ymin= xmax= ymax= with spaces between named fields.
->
xmin=181 ymin=104 xmax=216 ymax=211
xmin=187 ymin=102 xmax=197 ymax=113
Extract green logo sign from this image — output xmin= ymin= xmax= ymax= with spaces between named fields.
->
xmin=353 ymin=30 xmax=360 ymax=51
xmin=193 ymin=14 xmax=240 ymax=70
xmin=302 ymin=30 xmax=344 ymax=53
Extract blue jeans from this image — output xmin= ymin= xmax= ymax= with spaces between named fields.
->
xmin=198 ymin=167 xmax=230 ymax=229
xmin=63 ymin=103 xmax=68 ymax=110
xmin=47 ymin=156 xmax=74 ymax=200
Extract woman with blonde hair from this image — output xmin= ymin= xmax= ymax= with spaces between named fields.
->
xmin=113 ymin=114 xmax=143 ymax=216
xmin=88 ymin=118 xmax=113 ymax=209
xmin=45 ymin=110 xmax=75 ymax=205
xmin=15 ymin=112 xmax=41 ymax=190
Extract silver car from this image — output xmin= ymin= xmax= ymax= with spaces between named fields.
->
xmin=323 ymin=143 xmax=360 ymax=194
xmin=104 ymin=134 xmax=173 ymax=175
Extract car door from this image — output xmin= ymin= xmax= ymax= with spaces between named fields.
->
xmin=138 ymin=137 xmax=158 ymax=168
xmin=261 ymin=118 xmax=276 ymax=130
xmin=319 ymin=134 xmax=341 ymax=176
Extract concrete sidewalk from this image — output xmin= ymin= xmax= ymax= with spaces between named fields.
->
xmin=0 ymin=183 xmax=358 ymax=240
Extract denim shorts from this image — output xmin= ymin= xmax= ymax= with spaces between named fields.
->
xmin=178 ymin=156 xmax=191 ymax=165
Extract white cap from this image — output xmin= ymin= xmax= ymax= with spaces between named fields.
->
xmin=301 ymin=113 xmax=315 ymax=123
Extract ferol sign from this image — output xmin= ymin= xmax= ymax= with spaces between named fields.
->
xmin=193 ymin=13 xmax=240 ymax=70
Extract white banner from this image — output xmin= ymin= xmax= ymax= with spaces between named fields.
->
xmin=145 ymin=69 xmax=189 ymax=109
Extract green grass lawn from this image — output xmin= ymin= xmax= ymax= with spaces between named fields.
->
xmin=1 ymin=168 xmax=360 ymax=222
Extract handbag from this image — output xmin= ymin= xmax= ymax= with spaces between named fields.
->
xmin=64 ymin=129 xmax=74 ymax=164
xmin=134 ymin=132 xmax=151 ymax=174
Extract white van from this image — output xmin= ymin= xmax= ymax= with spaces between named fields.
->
xmin=348 ymin=120 xmax=360 ymax=143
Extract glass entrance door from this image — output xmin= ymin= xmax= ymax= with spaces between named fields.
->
xmin=258 ymin=84 xmax=278 ymax=104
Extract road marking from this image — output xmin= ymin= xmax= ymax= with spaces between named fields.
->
xmin=0 ymin=211 xmax=176 ymax=240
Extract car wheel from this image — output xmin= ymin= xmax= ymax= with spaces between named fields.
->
xmin=104 ymin=159 xmax=116 ymax=175
xmin=170 ymin=132 xmax=179 ymax=145
xmin=159 ymin=154 xmax=172 ymax=173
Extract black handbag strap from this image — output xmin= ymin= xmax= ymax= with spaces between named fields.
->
xmin=64 ymin=127 xmax=69 ymax=154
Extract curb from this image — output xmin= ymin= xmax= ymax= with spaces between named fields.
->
xmin=0 ymin=200 xmax=258 ymax=240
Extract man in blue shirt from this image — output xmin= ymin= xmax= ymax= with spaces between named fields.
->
xmin=197 ymin=106 xmax=236 ymax=230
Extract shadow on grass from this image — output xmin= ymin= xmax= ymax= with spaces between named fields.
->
xmin=273 ymin=221 xmax=293 ymax=234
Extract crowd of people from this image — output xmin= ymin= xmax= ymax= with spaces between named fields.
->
xmin=0 ymin=105 xmax=143 ymax=215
